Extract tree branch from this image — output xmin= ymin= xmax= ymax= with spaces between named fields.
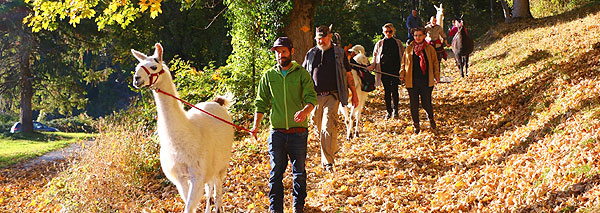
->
xmin=205 ymin=7 xmax=227 ymax=30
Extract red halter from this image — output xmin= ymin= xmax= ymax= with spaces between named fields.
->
xmin=141 ymin=66 xmax=165 ymax=87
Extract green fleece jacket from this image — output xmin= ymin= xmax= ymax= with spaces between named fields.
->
xmin=255 ymin=62 xmax=318 ymax=129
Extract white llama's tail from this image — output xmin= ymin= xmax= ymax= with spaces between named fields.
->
xmin=213 ymin=93 xmax=234 ymax=108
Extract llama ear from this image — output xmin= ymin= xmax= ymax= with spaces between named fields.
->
xmin=328 ymin=24 xmax=333 ymax=31
xmin=434 ymin=4 xmax=438 ymax=10
xmin=154 ymin=43 xmax=163 ymax=62
xmin=131 ymin=49 xmax=148 ymax=62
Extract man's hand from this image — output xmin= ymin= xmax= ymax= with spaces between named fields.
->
xmin=294 ymin=104 xmax=314 ymax=123
xmin=250 ymin=112 xmax=264 ymax=140
xmin=351 ymin=93 xmax=359 ymax=107
xmin=294 ymin=109 xmax=309 ymax=123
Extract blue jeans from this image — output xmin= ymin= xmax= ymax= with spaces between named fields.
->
xmin=268 ymin=130 xmax=308 ymax=213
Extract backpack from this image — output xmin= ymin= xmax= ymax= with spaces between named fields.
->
xmin=357 ymin=67 xmax=376 ymax=92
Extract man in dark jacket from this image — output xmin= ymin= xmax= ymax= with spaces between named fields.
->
xmin=302 ymin=25 xmax=358 ymax=171
xmin=406 ymin=9 xmax=423 ymax=44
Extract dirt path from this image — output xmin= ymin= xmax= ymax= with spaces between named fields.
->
xmin=0 ymin=142 xmax=85 ymax=211
xmin=20 ymin=142 xmax=84 ymax=168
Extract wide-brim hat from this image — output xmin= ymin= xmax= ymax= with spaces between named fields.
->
xmin=348 ymin=45 xmax=366 ymax=55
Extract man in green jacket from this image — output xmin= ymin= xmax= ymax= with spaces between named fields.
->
xmin=250 ymin=37 xmax=317 ymax=213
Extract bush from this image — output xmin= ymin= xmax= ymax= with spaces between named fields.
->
xmin=0 ymin=112 xmax=17 ymax=133
xmin=47 ymin=113 xmax=97 ymax=133
xmin=41 ymin=108 xmax=163 ymax=211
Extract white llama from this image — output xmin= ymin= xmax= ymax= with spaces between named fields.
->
xmin=434 ymin=3 xmax=444 ymax=31
xmin=131 ymin=43 xmax=234 ymax=213
xmin=339 ymin=45 xmax=370 ymax=139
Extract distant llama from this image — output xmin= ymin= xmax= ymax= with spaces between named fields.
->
xmin=131 ymin=43 xmax=234 ymax=213
xmin=434 ymin=3 xmax=444 ymax=31
xmin=339 ymin=44 xmax=371 ymax=139
xmin=451 ymin=19 xmax=474 ymax=77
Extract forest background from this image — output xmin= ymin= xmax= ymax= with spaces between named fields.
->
xmin=1 ymin=0 xmax=591 ymax=128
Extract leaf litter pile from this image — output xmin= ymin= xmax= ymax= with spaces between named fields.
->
xmin=2 ymin=4 xmax=600 ymax=212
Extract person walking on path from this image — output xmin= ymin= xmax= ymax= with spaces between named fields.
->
xmin=369 ymin=23 xmax=405 ymax=119
xmin=406 ymin=9 xmax=423 ymax=44
xmin=302 ymin=25 xmax=359 ymax=171
xmin=448 ymin=18 xmax=468 ymax=38
xmin=400 ymin=27 xmax=440 ymax=134
xmin=251 ymin=37 xmax=318 ymax=213
xmin=425 ymin=16 xmax=449 ymax=61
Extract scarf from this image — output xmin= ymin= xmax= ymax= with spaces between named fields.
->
xmin=413 ymin=41 xmax=427 ymax=75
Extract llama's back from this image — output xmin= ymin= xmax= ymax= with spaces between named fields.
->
xmin=186 ymin=100 xmax=234 ymax=171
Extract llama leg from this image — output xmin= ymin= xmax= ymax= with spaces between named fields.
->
xmin=204 ymin=183 xmax=212 ymax=213
xmin=354 ymin=107 xmax=362 ymax=138
xmin=184 ymin=172 xmax=205 ymax=213
xmin=169 ymin=172 xmax=190 ymax=203
xmin=456 ymin=54 xmax=464 ymax=77
xmin=464 ymin=55 xmax=470 ymax=76
xmin=339 ymin=103 xmax=352 ymax=140
xmin=214 ymin=170 xmax=226 ymax=213
xmin=348 ymin=106 xmax=356 ymax=139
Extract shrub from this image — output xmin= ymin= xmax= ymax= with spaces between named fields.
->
xmin=42 ymin=108 xmax=164 ymax=212
xmin=0 ymin=112 xmax=17 ymax=133
xmin=47 ymin=113 xmax=97 ymax=133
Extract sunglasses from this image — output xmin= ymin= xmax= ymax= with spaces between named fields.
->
xmin=384 ymin=30 xmax=393 ymax=33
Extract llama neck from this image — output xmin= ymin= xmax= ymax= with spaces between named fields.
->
xmin=151 ymin=71 xmax=187 ymax=129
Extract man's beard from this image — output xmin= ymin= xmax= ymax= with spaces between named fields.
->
xmin=278 ymin=57 xmax=292 ymax=67
xmin=317 ymin=43 xmax=332 ymax=51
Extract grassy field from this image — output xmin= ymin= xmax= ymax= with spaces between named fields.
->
xmin=0 ymin=132 xmax=94 ymax=168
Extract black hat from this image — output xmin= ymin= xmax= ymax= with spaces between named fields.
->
xmin=271 ymin=37 xmax=293 ymax=50
xmin=315 ymin=25 xmax=331 ymax=39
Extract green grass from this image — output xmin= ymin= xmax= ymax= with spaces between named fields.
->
xmin=0 ymin=132 xmax=95 ymax=168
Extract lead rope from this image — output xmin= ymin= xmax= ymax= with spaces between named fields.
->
xmin=151 ymin=87 xmax=257 ymax=140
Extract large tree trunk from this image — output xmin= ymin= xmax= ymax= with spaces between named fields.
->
xmin=499 ymin=0 xmax=532 ymax=22
xmin=284 ymin=0 xmax=318 ymax=64
xmin=512 ymin=0 xmax=532 ymax=19
xmin=499 ymin=0 xmax=512 ymax=20
xmin=18 ymin=34 xmax=33 ymax=133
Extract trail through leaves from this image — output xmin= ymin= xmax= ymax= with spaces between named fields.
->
xmin=3 ymin=4 xmax=600 ymax=212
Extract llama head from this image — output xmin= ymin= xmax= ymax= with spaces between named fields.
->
xmin=131 ymin=43 xmax=166 ymax=88
xmin=434 ymin=3 xmax=443 ymax=14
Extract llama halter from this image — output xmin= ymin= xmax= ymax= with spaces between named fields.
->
xmin=141 ymin=65 xmax=165 ymax=87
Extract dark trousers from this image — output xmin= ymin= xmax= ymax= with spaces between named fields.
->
xmin=268 ymin=130 xmax=308 ymax=213
xmin=382 ymin=75 xmax=400 ymax=116
xmin=406 ymin=78 xmax=434 ymax=127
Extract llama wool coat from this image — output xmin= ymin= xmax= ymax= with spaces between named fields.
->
xmin=401 ymin=42 xmax=440 ymax=88
xmin=255 ymin=62 xmax=318 ymax=130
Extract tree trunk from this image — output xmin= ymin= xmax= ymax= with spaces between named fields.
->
xmin=19 ymin=34 xmax=33 ymax=133
xmin=512 ymin=0 xmax=532 ymax=19
xmin=499 ymin=0 xmax=511 ymax=20
xmin=284 ymin=0 xmax=318 ymax=64
xmin=490 ymin=0 xmax=494 ymax=25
